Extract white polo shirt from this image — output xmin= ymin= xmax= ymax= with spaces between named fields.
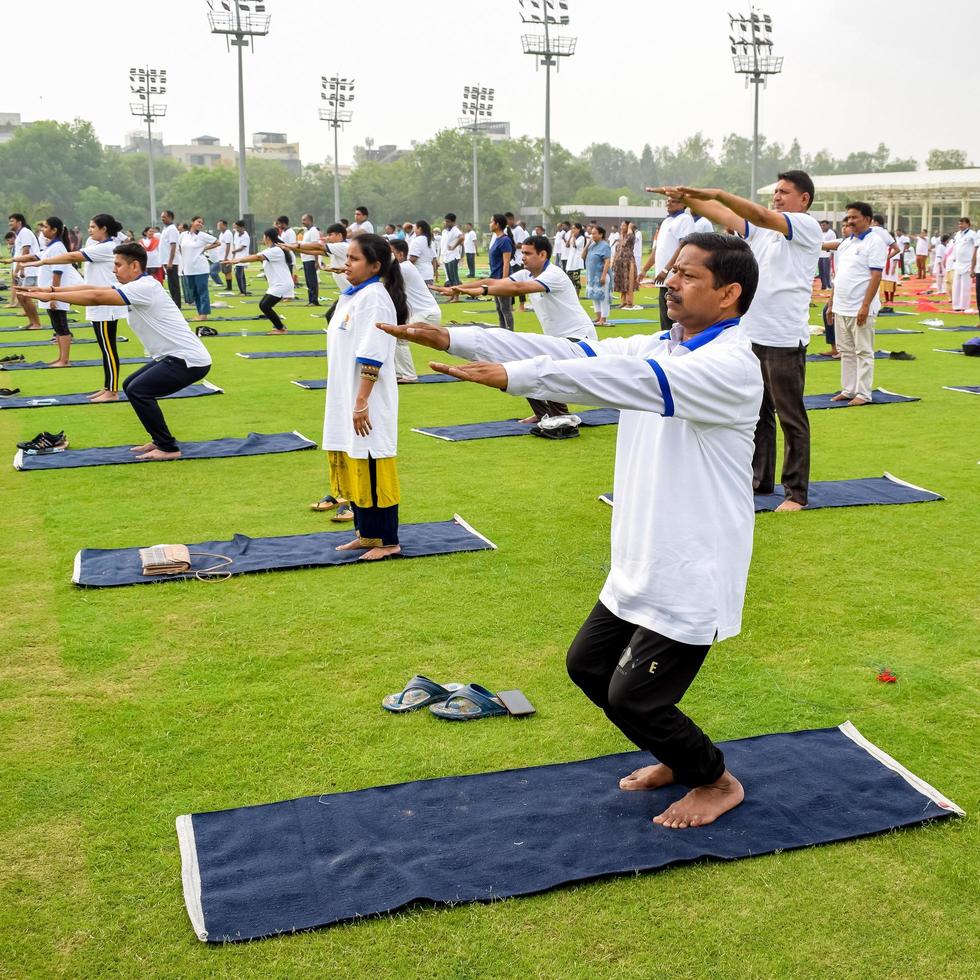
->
xmin=301 ymin=225 xmax=320 ymax=263
xmin=180 ymin=231 xmax=217 ymax=275
xmin=324 ymin=279 xmax=397 ymax=458
xmin=822 ymin=228 xmax=838 ymax=253
xmin=399 ymin=259 xmax=440 ymax=320
xmin=509 ymin=263 xmax=598 ymax=341
xmin=259 ymin=246 xmax=295 ymax=299
xmin=233 ymin=230 xmax=250 ymax=258
xmin=952 ymin=228 xmax=977 ymax=271
xmin=654 ymin=211 xmax=696 ymax=275
xmin=143 ymin=236 xmax=162 ymax=270
xmin=740 ymin=212 xmax=823 ymax=347
xmin=511 ymin=224 xmax=528 ymax=266
xmin=80 ymin=238 xmax=126 ymax=322
xmin=114 ymin=274 xmax=211 ymax=368
xmin=448 ymin=321 xmax=763 ymax=645
xmin=692 ymin=215 xmax=714 ymax=234
xmin=464 ymin=229 xmax=477 ymax=254
xmin=831 ymin=230 xmax=888 ymax=317
xmin=324 ymin=240 xmax=349 ymax=291
xmin=14 ymin=225 xmax=40 ymax=257
xmin=441 ymin=225 xmax=463 ymax=262
xmin=633 ymin=231 xmax=643 ymax=268
xmin=408 ymin=235 xmax=436 ymax=282
xmin=37 ymin=240 xmax=83 ymax=310
xmin=159 ymin=223 xmax=180 ymax=266
xmin=349 ymin=220 xmax=374 ymax=237
xmin=915 ymin=236 xmax=930 ymax=256
xmin=216 ymin=228 xmax=235 ymax=261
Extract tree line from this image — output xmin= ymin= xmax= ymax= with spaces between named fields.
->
xmin=0 ymin=117 xmax=971 ymax=233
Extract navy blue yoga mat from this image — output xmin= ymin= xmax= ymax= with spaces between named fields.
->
xmin=875 ymin=328 xmax=922 ymax=335
xmin=877 ymin=309 xmax=915 ymax=316
xmin=175 ymin=723 xmax=962 ymax=942
xmin=203 ymin=328 xmax=326 ymax=337
xmin=0 ymin=381 xmax=222 ymax=410
xmin=16 ymin=431 xmax=315 ymax=471
xmin=72 ymin=515 xmax=495 ymax=587
xmin=927 ymin=325 xmax=979 ymax=332
xmin=806 ymin=351 xmax=891 ymax=363
xmin=943 ymin=385 xmax=980 ymax=395
xmin=414 ymin=408 xmax=620 ymax=441
xmin=0 ymin=323 xmax=78 ymax=331
xmin=605 ymin=318 xmax=659 ymax=325
xmin=1 ymin=357 xmax=150 ymax=371
xmin=599 ymin=473 xmax=943 ymax=511
xmin=292 ymin=374 xmax=459 ymax=390
xmin=0 ymin=336 xmax=129 ymax=348
xmin=804 ymin=389 xmax=919 ymax=410
xmin=237 ymin=349 xmax=325 ymax=360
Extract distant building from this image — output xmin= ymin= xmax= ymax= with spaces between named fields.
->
xmin=356 ymin=143 xmax=410 ymax=165
xmin=249 ymin=131 xmax=302 ymax=176
xmin=165 ymin=135 xmax=238 ymax=169
xmin=116 ymin=131 xmax=303 ymax=174
xmin=0 ymin=112 xmax=22 ymax=144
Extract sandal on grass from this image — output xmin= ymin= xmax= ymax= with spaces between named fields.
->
xmin=382 ymin=675 xmax=463 ymax=713
xmin=428 ymin=684 xmax=507 ymax=721
xmin=310 ymin=494 xmax=344 ymax=512
xmin=331 ymin=505 xmax=354 ymax=522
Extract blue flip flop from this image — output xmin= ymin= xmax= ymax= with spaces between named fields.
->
xmin=428 ymin=684 xmax=507 ymax=721
xmin=382 ymin=675 xmax=462 ymax=713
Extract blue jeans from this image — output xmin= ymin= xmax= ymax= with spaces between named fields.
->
xmin=444 ymin=258 xmax=460 ymax=286
xmin=235 ymin=265 xmax=248 ymax=294
xmin=209 ymin=261 xmax=224 ymax=285
xmin=187 ymin=273 xmax=212 ymax=315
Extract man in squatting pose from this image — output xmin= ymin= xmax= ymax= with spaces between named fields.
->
xmin=17 ymin=242 xmax=211 ymax=461
xmin=378 ymin=232 xmax=763 ymax=829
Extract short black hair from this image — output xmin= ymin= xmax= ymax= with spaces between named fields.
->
xmin=390 ymin=239 xmax=409 ymax=257
xmin=845 ymin=201 xmax=873 ymax=220
xmin=233 ymin=220 xmax=246 ymax=229
xmin=504 ymin=211 xmax=515 ymax=220
xmin=776 ymin=170 xmax=815 ymax=210
xmin=325 ymin=223 xmax=346 ymax=236
xmin=162 ymin=210 xmax=174 ymax=220
xmin=113 ymin=241 xmax=148 ymax=271
xmin=872 ymin=213 xmax=886 ymax=225
xmin=355 ymin=205 xmax=368 ymax=216
xmin=8 ymin=212 xmax=27 ymax=225
xmin=522 ymin=235 xmax=552 ymax=258
xmin=444 ymin=212 xmax=456 ymax=222
xmin=677 ymin=232 xmax=758 ymax=315
xmin=276 ymin=215 xmax=290 ymax=225
xmin=960 ymin=216 xmax=972 ymax=225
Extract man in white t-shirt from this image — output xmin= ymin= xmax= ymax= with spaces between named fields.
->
xmin=817 ymin=220 xmax=835 ymax=290
xmin=8 ymin=213 xmax=42 ymax=327
xmin=631 ymin=223 xmax=643 ymax=275
xmin=349 ymin=206 xmax=374 ymax=238
xmin=276 ymin=216 xmax=299 ymax=290
xmin=380 ymin=233 xmax=764 ymax=830
xmin=20 ymin=241 xmax=212 ymax=460
xmin=179 ymin=216 xmax=217 ymax=320
xmin=300 ymin=214 xmax=321 ymax=306
xmin=895 ymin=229 xmax=910 ymax=276
xmin=692 ymin=214 xmax=714 ymax=234
xmin=142 ymin=226 xmax=163 ymax=283
xmin=655 ymin=170 xmax=822 ymax=510
xmin=914 ymin=229 xmax=930 ymax=279
xmin=231 ymin=221 xmax=251 ymax=295
xmin=827 ymin=202 xmax=887 ymax=405
xmin=639 ymin=200 xmax=695 ymax=329
xmin=440 ymin=213 xmax=464 ymax=287
xmin=463 ymin=222 xmax=478 ymax=278
xmin=950 ymin=217 xmax=977 ymax=312
xmin=159 ymin=210 xmax=182 ymax=307
xmin=440 ymin=234 xmax=598 ymax=422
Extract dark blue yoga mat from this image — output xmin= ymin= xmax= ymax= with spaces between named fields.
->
xmin=175 ymin=723 xmax=961 ymax=942
xmin=292 ymin=374 xmax=459 ymax=390
xmin=943 ymin=385 xmax=980 ymax=395
xmin=237 ymin=349 xmax=325 ymax=360
xmin=1 ymin=357 xmax=150 ymax=371
xmin=875 ymin=328 xmax=922 ymax=335
xmin=804 ymin=389 xmax=919 ymax=410
xmin=0 ymin=336 xmax=129 ymax=348
xmin=16 ymin=431 xmax=315 ymax=471
xmin=0 ymin=323 xmax=78 ymax=331
xmin=72 ymin=516 xmax=496 ymax=587
xmin=204 ymin=328 xmax=326 ymax=337
xmin=877 ymin=309 xmax=915 ymax=316
xmin=605 ymin=318 xmax=658 ymax=325
xmin=414 ymin=408 xmax=620 ymax=442
xmin=0 ymin=381 xmax=222 ymax=410
xmin=806 ymin=351 xmax=892 ymax=363
xmin=927 ymin=325 xmax=979 ymax=332
xmin=599 ymin=473 xmax=943 ymax=511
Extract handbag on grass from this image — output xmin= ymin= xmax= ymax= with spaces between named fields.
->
xmin=138 ymin=544 xmax=233 ymax=580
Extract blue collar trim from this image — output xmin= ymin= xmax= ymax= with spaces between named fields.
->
xmin=853 ymin=229 xmax=871 ymax=240
xmin=342 ymin=274 xmax=380 ymax=296
xmin=680 ymin=317 xmax=740 ymax=352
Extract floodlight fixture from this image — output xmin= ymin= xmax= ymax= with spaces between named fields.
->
xmin=320 ymin=76 xmax=356 ymax=223
xmin=128 ymin=66 xmax=168 ymax=223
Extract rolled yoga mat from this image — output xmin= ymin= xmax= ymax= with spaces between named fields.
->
xmin=175 ymin=722 xmax=962 ymax=942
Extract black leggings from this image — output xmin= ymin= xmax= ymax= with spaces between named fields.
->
xmin=93 ymin=319 xmax=120 ymax=390
xmin=48 ymin=309 xmax=72 ymax=337
xmin=122 ymin=357 xmax=210 ymax=453
xmin=259 ymin=293 xmax=285 ymax=331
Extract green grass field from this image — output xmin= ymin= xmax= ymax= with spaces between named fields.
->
xmin=1 ymin=270 xmax=977 ymax=978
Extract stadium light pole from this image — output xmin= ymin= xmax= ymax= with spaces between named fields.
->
xmin=129 ymin=66 xmax=167 ymax=224
xmin=207 ymin=0 xmax=272 ymax=217
xmin=459 ymin=86 xmax=495 ymax=231
xmin=319 ymin=76 xmax=355 ymax=224
xmin=729 ymin=7 xmax=783 ymax=200
xmin=520 ymin=0 xmax=576 ymax=226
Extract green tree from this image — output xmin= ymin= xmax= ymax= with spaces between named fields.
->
xmin=167 ymin=166 xmax=239 ymax=225
xmin=926 ymin=148 xmax=969 ymax=170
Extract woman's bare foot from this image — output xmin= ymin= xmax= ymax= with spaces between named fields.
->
xmin=266 ymin=329 xmax=288 ymax=334
xmin=136 ymin=448 xmax=181 ymax=461
xmin=336 ymin=538 xmax=371 ymax=552
xmin=89 ymin=391 xmax=120 ymax=403
xmin=46 ymin=360 xmax=70 ymax=368
xmin=620 ymin=762 xmax=675 ymax=791
xmin=653 ymin=771 xmax=744 ymax=829
xmin=192 ymin=315 xmax=208 ymax=322
xmin=129 ymin=442 xmax=157 ymax=454
xmin=359 ymin=544 xmax=401 ymax=561
xmin=519 ymin=415 xmax=540 ymax=424
xmin=774 ymin=500 xmax=804 ymax=512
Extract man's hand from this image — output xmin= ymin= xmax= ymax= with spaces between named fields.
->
xmin=376 ymin=321 xmax=451 ymax=351
xmin=826 ymin=310 xmax=834 ymax=326
xmin=653 ymin=270 xmax=667 ymax=285
xmin=856 ymin=304 xmax=869 ymax=326
xmin=429 ymin=360 xmax=508 ymax=389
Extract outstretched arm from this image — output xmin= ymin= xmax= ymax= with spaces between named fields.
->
xmin=16 ymin=285 xmax=124 ymax=307
xmin=227 ymin=253 xmax=263 ymax=265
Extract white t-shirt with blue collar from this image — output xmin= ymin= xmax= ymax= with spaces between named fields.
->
xmin=509 ymin=262 xmax=598 ymax=341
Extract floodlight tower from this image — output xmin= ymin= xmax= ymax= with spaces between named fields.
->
xmin=459 ymin=86 xmax=495 ymax=231
xmin=520 ymin=0 xmax=576 ymax=225
xmin=207 ymin=0 xmax=272 ymax=216
xmin=729 ymin=7 xmax=783 ymax=200
xmin=129 ymin=66 xmax=167 ymax=223
xmin=319 ymin=76 xmax=355 ymax=224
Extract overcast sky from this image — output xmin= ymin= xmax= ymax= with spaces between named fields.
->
xmin=7 ymin=0 xmax=978 ymax=170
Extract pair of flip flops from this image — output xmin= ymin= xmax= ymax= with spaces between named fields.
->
xmin=382 ymin=675 xmax=508 ymax=720
xmin=310 ymin=494 xmax=354 ymax=521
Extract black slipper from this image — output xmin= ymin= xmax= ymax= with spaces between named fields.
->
xmin=0 ymin=387 xmax=21 ymax=396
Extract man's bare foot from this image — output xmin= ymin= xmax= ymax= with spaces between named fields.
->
xmin=774 ymin=500 xmax=804 ymax=512
xmin=266 ymin=329 xmax=288 ymax=334
xmin=848 ymin=396 xmax=870 ymax=406
xmin=192 ymin=315 xmax=209 ymax=322
xmin=86 ymin=388 xmax=107 ymax=399
xmin=653 ymin=771 xmax=744 ymax=829
xmin=359 ymin=544 xmax=401 ymax=561
xmin=129 ymin=442 xmax=157 ymax=454
xmin=25 ymin=324 xmax=43 ymax=330
xmin=830 ymin=392 xmax=851 ymax=402
xmin=136 ymin=448 xmax=181 ymax=461
xmin=89 ymin=391 xmax=120 ymax=403
xmin=619 ymin=762 xmax=675 ymax=791
xmin=336 ymin=538 xmax=371 ymax=551
xmin=519 ymin=415 xmax=540 ymax=424
xmin=46 ymin=360 xmax=70 ymax=368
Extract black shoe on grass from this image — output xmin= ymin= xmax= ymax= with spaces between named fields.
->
xmin=17 ymin=430 xmax=68 ymax=452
